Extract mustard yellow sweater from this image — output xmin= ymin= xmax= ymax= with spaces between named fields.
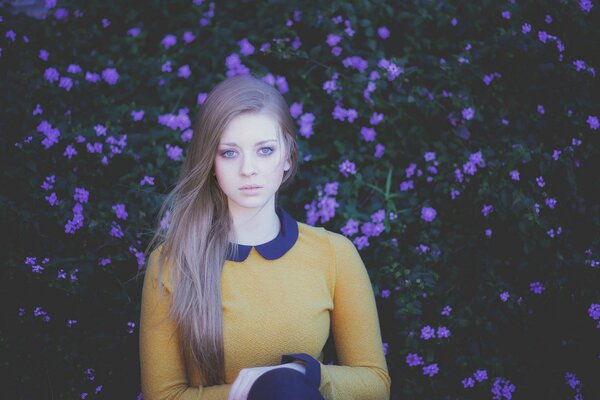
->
xmin=139 ymin=206 xmax=391 ymax=399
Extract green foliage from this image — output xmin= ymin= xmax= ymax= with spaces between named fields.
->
xmin=1 ymin=0 xmax=599 ymax=398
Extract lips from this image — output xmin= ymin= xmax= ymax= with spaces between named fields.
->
xmin=240 ymin=185 xmax=262 ymax=189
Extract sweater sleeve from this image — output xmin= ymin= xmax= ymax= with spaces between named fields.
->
xmin=317 ymin=233 xmax=391 ymax=400
xmin=139 ymin=248 xmax=232 ymax=400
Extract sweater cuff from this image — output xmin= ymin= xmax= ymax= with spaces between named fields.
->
xmin=280 ymin=353 xmax=321 ymax=388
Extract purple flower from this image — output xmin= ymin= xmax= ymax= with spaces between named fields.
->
xmin=166 ymin=144 xmax=183 ymax=161
xmin=474 ymin=369 xmax=488 ymax=382
xmin=537 ymin=104 xmax=545 ymax=114
xmin=538 ymin=31 xmax=548 ymax=43
xmin=339 ymin=160 xmax=357 ymax=177
xmin=110 ymin=221 xmax=124 ymax=238
xmin=360 ymin=126 xmax=376 ymax=142
xmin=85 ymin=72 xmax=100 ymax=83
xmin=529 ymin=281 xmax=545 ymax=294
xmin=353 ymin=235 xmax=369 ymax=250
xmin=127 ymin=27 xmax=141 ymax=37
xmin=239 ymin=38 xmax=255 ymax=56
xmin=441 ymin=306 xmax=452 ymax=316
xmin=377 ymin=26 xmax=390 ymax=39
xmin=39 ymin=49 xmax=49 ymax=61
xmin=482 ymin=204 xmax=494 ymax=217
xmin=102 ymin=68 xmax=119 ymax=85
xmin=44 ymin=67 xmax=60 ymax=83
xmin=298 ymin=113 xmax=315 ymax=138
xmin=290 ymin=102 xmax=303 ymax=119
xmin=405 ymin=353 xmax=424 ymax=367
xmin=509 ymin=170 xmax=520 ymax=181
xmin=161 ymin=34 xmax=177 ymax=49
xmin=491 ymin=377 xmax=516 ymax=400
xmin=178 ymin=65 xmax=191 ymax=78
xmin=579 ymin=0 xmax=593 ymax=13
xmin=485 ymin=228 xmax=492 ymax=237
xmin=371 ymin=209 xmax=386 ymax=223
xmin=421 ymin=207 xmax=437 ymax=222
xmin=423 ymin=363 xmax=439 ymax=377
xmin=374 ymin=143 xmax=385 ymax=158
xmin=370 ymin=112 xmax=384 ymax=125
xmin=536 ymin=176 xmax=545 ymax=188
xmin=59 ymin=76 xmax=73 ymax=91
xmin=501 ymin=11 xmax=511 ymax=19
xmin=326 ymin=34 xmax=341 ymax=47
xmin=67 ymin=64 xmax=82 ymax=73
xmin=380 ymin=289 xmax=390 ymax=298
xmin=588 ymin=303 xmax=600 ymax=320
xmin=112 ymin=204 xmax=128 ymax=220
xmin=140 ymin=176 xmax=155 ymax=186
xmin=131 ymin=110 xmax=145 ymax=121
xmin=436 ymin=326 xmax=451 ymax=338
xmin=74 ymin=188 xmax=89 ymax=203
xmin=500 ymin=291 xmax=510 ymax=302
xmin=161 ymin=61 xmax=172 ymax=72
xmin=323 ymin=182 xmax=338 ymax=196
xmin=361 ymin=222 xmax=385 ymax=237
xmin=197 ymin=93 xmax=207 ymax=105
xmin=420 ymin=325 xmax=436 ymax=340
xmin=462 ymin=107 xmax=475 ymax=120
xmin=183 ymin=31 xmax=196 ymax=44
xmin=587 ymin=115 xmax=599 ymax=130
xmin=462 ymin=377 xmax=475 ymax=388
xmin=424 ymin=152 xmax=436 ymax=162
xmin=545 ymin=198 xmax=557 ymax=209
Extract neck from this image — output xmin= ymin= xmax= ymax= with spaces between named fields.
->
xmin=228 ymin=199 xmax=280 ymax=246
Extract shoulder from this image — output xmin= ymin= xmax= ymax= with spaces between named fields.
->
xmin=296 ymin=221 xmax=358 ymax=257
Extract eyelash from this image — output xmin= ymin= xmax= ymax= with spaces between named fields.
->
xmin=220 ymin=147 xmax=275 ymax=159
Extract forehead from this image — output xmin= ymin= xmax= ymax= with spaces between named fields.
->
xmin=220 ymin=112 xmax=280 ymax=143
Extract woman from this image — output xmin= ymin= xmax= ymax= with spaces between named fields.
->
xmin=139 ymin=74 xmax=391 ymax=399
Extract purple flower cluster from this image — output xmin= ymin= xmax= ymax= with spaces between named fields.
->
xmin=332 ymin=104 xmax=358 ymax=123
xmin=225 ymin=53 xmax=250 ymax=77
xmin=589 ymin=303 xmax=600 ymax=328
xmin=378 ymin=58 xmax=404 ymax=81
xmin=462 ymin=369 xmax=488 ymax=388
xmin=529 ymin=281 xmax=545 ymax=294
xmin=420 ymin=325 xmax=451 ymax=339
xmin=298 ymin=112 xmax=315 ymax=138
xmin=305 ymin=182 xmax=339 ymax=226
xmin=158 ymin=109 xmax=191 ymax=131
xmin=406 ymin=353 xmax=423 ymax=366
xmin=421 ymin=206 xmax=437 ymax=222
xmin=338 ymin=160 xmax=357 ymax=177
xmin=491 ymin=377 xmax=516 ymax=400
xmin=261 ymin=73 xmax=289 ymax=94
xmin=37 ymin=120 xmax=61 ymax=149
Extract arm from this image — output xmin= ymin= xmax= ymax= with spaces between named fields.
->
xmin=139 ymin=248 xmax=232 ymax=400
xmin=318 ymin=232 xmax=391 ymax=400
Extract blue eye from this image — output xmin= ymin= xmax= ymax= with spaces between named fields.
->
xmin=221 ymin=150 xmax=236 ymax=158
xmin=220 ymin=147 xmax=274 ymax=158
xmin=259 ymin=147 xmax=274 ymax=155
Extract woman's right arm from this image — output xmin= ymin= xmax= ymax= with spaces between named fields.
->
xmin=140 ymin=249 xmax=233 ymax=400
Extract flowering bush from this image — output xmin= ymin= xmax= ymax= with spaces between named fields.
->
xmin=2 ymin=0 xmax=599 ymax=398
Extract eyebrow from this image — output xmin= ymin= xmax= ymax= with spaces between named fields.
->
xmin=220 ymin=139 xmax=278 ymax=147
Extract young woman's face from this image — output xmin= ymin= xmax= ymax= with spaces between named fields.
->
xmin=214 ymin=112 xmax=291 ymax=213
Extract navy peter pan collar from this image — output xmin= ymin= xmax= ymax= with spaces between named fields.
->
xmin=225 ymin=206 xmax=299 ymax=262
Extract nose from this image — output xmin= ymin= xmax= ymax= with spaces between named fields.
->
xmin=240 ymin=154 xmax=257 ymax=176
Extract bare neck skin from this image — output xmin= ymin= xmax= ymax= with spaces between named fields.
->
xmin=228 ymin=201 xmax=281 ymax=246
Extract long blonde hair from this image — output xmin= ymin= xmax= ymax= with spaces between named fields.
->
xmin=143 ymin=74 xmax=299 ymax=385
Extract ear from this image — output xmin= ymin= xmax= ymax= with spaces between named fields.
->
xmin=284 ymin=160 xmax=291 ymax=172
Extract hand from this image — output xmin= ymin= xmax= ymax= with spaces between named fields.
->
xmin=226 ymin=363 xmax=306 ymax=400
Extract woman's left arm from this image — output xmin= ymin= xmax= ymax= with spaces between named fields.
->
xmin=314 ymin=232 xmax=391 ymax=400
